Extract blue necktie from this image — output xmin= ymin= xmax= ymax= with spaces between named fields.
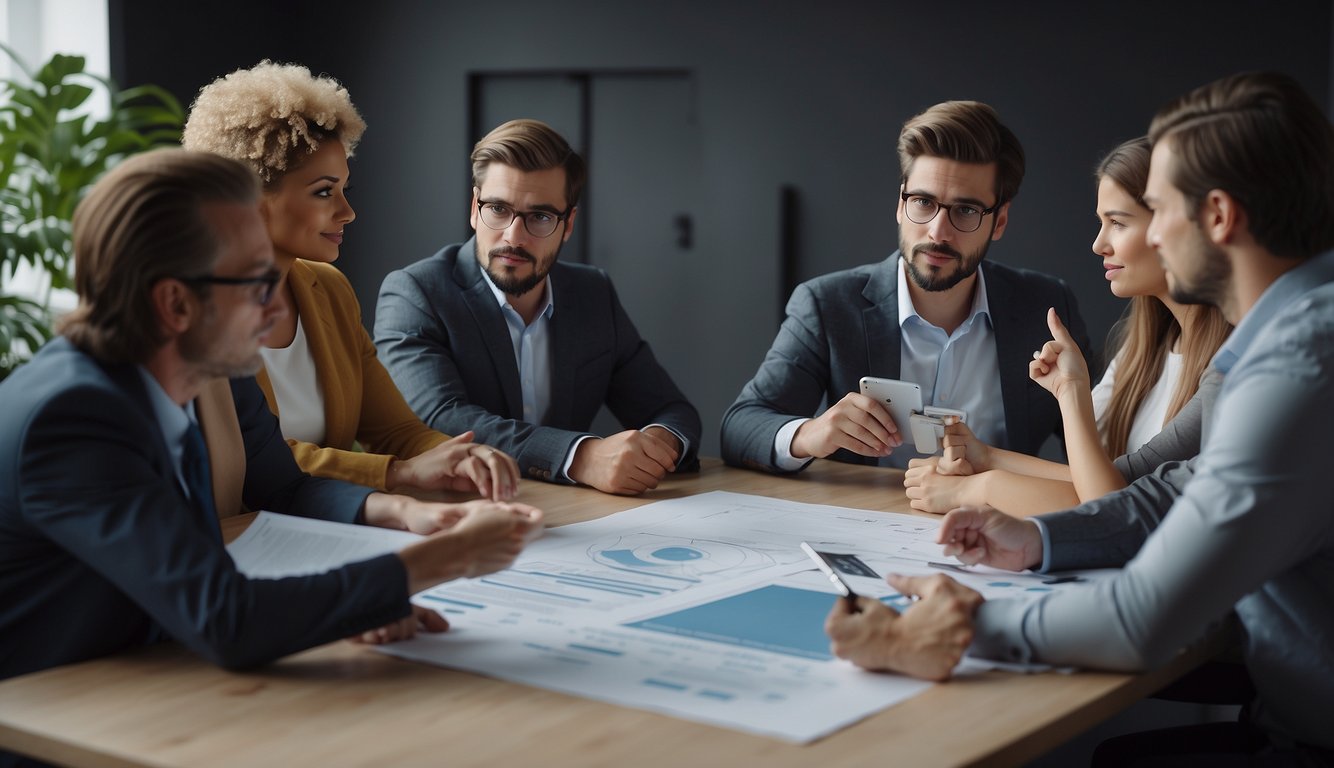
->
xmin=182 ymin=420 xmax=219 ymax=539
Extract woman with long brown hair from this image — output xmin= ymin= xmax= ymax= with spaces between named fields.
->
xmin=903 ymin=137 xmax=1231 ymax=516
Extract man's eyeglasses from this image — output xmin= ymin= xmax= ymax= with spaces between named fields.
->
xmin=180 ymin=269 xmax=281 ymax=306
xmin=476 ymin=200 xmax=571 ymax=238
xmin=900 ymin=192 xmax=999 ymax=233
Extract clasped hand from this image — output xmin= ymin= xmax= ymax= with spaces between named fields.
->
xmin=388 ymin=431 xmax=521 ymax=500
xmin=568 ymin=427 xmax=681 ymax=495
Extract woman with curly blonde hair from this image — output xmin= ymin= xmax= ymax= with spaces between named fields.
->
xmin=183 ymin=61 xmax=519 ymax=501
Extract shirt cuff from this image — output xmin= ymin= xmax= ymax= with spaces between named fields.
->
xmin=560 ymin=435 xmax=598 ymax=482
xmin=1030 ymin=517 xmax=1053 ymax=573
xmin=642 ymin=423 xmax=690 ymax=470
xmin=774 ymin=418 xmax=815 ymax=472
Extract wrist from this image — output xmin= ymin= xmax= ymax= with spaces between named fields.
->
xmin=364 ymin=492 xmax=411 ymax=530
xmin=963 ymin=472 xmax=989 ymax=507
xmin=1055 ymin=380 xmax=1092 ymax=409
xmin=567 ymin=438 xmax=596 ymax=484
xmin=386 ymin=459 xmax=412 ymax=491
xmin=400 ymin=534 xmax=469 ymax=593
xmin=790 ymin=423 xmax=813 ymax=459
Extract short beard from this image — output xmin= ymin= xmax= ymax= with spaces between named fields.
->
xmin=179 ymin=303 xmax=265 ymax=379
xmin=485 ymin=245 xmax=556 ymax=297
xmin=903 ymin=240 xmax=988 ymax=292
xmin=1168 ymin=239 xmax=1231 ymax=308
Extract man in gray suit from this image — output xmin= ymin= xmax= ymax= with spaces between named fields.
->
xmin=376 ymin=119 xmax=701 ymax=496
xmin=721 ymin=100 xmax=1089 ymax=474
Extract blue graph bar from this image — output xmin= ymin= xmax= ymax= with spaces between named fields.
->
xmin=626 ymin=584 xmax=838 ymax=661
xmin=478 ymin=578 xmax=592 ymax=603
xmin=420 ymin=594 xmax=486 ymax=610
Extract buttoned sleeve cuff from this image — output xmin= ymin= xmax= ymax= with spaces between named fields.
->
xmin=1030 ymin=517 xmax=1054 ymax=574
xmin=561 ymin=435 xmax=599 ymax=482
xmin=970 ymin=597 xmax=1035 ymax=664
xmin=642 ymin=423 xmax=691 ymax=471
xmin=773 ymin=418 xmax=815 ymax=472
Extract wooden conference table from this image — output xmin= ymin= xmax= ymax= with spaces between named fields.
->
xmin=0 ymin=458 xmax=1209 ymax=768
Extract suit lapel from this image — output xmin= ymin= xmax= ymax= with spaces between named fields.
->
xmin=863 ymin=253 xmax=902 ymax=379
xmin=102 ymin=359 xmax=193 ymax=508
xmin=984 ymin=264 xmax=1030 ymax=450
xmin=457 ymin=239 xmax=524 ymax=418
xmin=289 ymin=260 xmax=350 ymax=446
xmin=546 ymin=265 xmax=577 ymax=429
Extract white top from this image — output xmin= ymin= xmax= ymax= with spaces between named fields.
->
xmin=1090 ymin=349 xmax=1183 ymax=454
xmin=258 ymin=315 xmax=326 ymax=445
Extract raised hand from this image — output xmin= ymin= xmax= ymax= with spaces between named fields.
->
xmin=1029 ymin=307 xmax=1092 ymax=402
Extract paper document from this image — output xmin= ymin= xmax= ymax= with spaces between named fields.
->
xmin=226 ymin=511 xmax=420 ymax=578
xmin=376 ymin=491 xmax=1107 ymax=743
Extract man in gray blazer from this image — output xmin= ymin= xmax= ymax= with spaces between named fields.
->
xmin=375 ymin=120 xmax=701 ymax=496
xmin=722 ymin=100 xmax=1089 ymax=473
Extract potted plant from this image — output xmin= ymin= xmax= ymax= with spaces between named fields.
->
xmin=0 ymin=44 xmax=183 ymax=378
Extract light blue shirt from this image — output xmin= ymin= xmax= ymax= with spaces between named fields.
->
xmin=481 ymin=269 xmax=555 ymax=427
xmin=892 ymin=259 xmax=1006 ymax=469
xmin=481 ymin=271 xmax=691 ymax=479
xmin=136 ymin=367 xmax=197 ymax=500
xmin=974 ymin=250 xmax=1334 ymax=750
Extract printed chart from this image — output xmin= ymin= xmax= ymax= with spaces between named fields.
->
xmin=378 ymin=491 xmax=1106 ymax=742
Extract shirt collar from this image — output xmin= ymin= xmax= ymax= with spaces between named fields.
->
xmin=481 ymin=263 xmax=555 ymax=321
xmin=136 ymin=366 xmax=196 ymax=448
xmin=896 ymin=254 xmax=992 ymax=330
xmin=1212 ymin=249 xmax=1334 ymax=374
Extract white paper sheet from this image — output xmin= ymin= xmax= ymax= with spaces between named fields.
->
xmin=375 ymin=491 xmax=1107 ymax=743
xmin=226 ymin=510 xmax=421 ymax=578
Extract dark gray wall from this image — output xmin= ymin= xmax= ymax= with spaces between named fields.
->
xmin=113 ymin=0 xmax=1331 ymax=456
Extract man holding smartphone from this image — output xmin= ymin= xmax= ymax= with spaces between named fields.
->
xmin=721 ymin=100 xmax=1089 ymax=473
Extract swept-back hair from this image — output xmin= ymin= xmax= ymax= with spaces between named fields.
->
xmin=60 ymin=149 xmax=260 ymax=363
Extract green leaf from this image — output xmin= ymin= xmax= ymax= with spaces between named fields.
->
xmin=55 ymin=83 xmax=95 ymax=113
xmin=34 ymin=53 xmax=86 ymax=89
xmin=116 ymin=84 xmax=185 ymax=120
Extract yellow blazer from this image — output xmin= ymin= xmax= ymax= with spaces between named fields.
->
xmin=197 ymin=377 xmax=245 ymax=519
xmin=257 ymin=259 xmax=447 ymax=489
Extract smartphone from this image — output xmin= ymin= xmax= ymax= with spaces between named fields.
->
xmin=858 ymin=376 xmax=922 ymax=438
xmin=800 ymin=542 xmax=861 ymax=611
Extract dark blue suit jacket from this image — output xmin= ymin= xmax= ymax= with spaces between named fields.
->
xmin=0 ymin=338 xmax=410 ymax=682
xmin=720 ymin=252 xmax=1091 ymax=472
xmin=374 ymin=238 xmax=702 ymax=483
